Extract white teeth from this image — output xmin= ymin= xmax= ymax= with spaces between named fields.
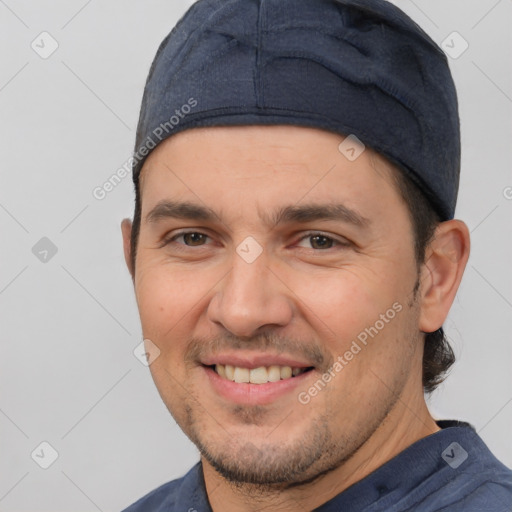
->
xmin=233 ymin=367 xmax=250 ymax=383
xmin=216 ymin=364 xmax=226 ymax=378
xmin=225 ymin=364 xmax=235 ymax=381
xmin=213 ymin=364 xmax=309 ymax=384
xmin=268 ymin=365 xmax=281 ymax=382
xmin=280 ymin=366 xmax=292 ymax=379
xmin=249 ymin=367 xmax=268 ymax=384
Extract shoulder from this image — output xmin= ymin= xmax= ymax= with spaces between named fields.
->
xmin=121 ymin=479 xmax=181 ymax=512
xmin=418 ymin=468 xmax=512 ymax=512
xmin=121 ymin=463 xmax=205 ymax=512
xmin=436 ymin=453 xmax=512 ymax=511
xmin=413 ymin=421 xmax=512 ymax=511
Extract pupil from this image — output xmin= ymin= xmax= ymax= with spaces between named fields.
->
xmin=185 ymin=233 xmax=205 ymax=246
xmin=311 ymin=235 xmax=332 ymax=249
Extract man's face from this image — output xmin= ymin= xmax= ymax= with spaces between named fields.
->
xmin=127 ymin=125 xmax=426 ymax=485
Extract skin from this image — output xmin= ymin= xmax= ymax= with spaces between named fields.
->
xmin=121 ymin=125 xmax=470 ymax=512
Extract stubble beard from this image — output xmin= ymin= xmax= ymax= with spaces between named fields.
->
xmin=164 ymin=286 xmax=422 ymax=491
xmin=179 ymin=392 xmax=400 ymax=492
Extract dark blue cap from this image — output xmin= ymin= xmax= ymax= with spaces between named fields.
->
xmin=133 ymin=0 xmax=460 ymax=220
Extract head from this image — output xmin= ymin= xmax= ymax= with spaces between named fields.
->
xmin=121 ymin=123 xmax=469 ymax=486
xmin=126 ymin=132 xmax=460 ymax=395
xmin=121 ymin=0 xmax=470 ymax=489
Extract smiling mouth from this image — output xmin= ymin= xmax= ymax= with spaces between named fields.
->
xmin=208 ymin=364 xmax=315 ymax=384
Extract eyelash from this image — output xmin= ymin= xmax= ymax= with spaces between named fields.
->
xmin=162 ymin=230 xmax=349 ymax=251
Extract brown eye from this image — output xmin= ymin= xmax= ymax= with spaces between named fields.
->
xmin=163 ymin=231 xmax=211 ymax=248
xmin=309 ymin=235 xmax=334 ymax=249
xmin=296 ymin=233 xmax=339 ymax=250
xmin=181 ymin=232 xmax=208 ymax=246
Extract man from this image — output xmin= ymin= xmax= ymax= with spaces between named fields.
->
xmin=120 ymin=0 xmax=512 ymax=510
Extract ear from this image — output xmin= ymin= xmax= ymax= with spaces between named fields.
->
xmin=418 ymin=220 xmax=470 ymax=332
xmin=121 ymin=218 xmax=134 ymax=279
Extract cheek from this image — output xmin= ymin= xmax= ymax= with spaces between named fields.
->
xmin=286 ymin=262 xmax=418 ymax=405
xmin=134 ymin=266 xmax=207 ymax=420
xmin=134 ymin=264 xmax=205 ymax=342
xmin=286 ymin=263 xmax=405 ymax=342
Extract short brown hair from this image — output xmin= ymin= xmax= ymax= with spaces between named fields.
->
xmin=392 ymin=168 xmax=456 ymax=394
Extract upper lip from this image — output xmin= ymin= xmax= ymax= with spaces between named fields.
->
xmin=200 ymin=353 xmax=315 ymax=370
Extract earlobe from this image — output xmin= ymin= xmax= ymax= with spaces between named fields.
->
xmin=121 ymin=218 xmax=134 ymax=278
xmin=418 ymin=220 xmax=470 ymax=333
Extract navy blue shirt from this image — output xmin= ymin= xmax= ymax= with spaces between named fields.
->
xmin=122 ymin=421 xmax=512 ymax=511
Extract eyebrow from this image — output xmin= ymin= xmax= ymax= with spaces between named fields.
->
xmin=146 ymin=201 xmax=218 ymax=224
xmin=145 ymin=200 xmax=370 ymax=229
xmin=268 ymin=203 xmax=370 ymax=228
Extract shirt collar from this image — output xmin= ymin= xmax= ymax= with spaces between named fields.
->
xmin=173 ymin=421 xmax=480 ymax=512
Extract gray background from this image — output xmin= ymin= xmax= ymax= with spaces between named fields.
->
xmin=1 ymin=0 xmax=511 ymax=510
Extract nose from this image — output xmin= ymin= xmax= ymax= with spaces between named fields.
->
xmin=207 ymin=249 xmax=294 ymax=338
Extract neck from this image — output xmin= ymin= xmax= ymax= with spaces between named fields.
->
xmin=202 ymin=393 xmax=440 ymax=512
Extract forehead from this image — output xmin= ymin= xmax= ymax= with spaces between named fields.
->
xmin=139 ymin=125 xmax=397 ymax=190
xmin=137 ymin=125 xmax=406 ymax=230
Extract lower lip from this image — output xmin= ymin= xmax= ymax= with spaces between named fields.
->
xmin=203 ymin=366 xmax=314 ymax=405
